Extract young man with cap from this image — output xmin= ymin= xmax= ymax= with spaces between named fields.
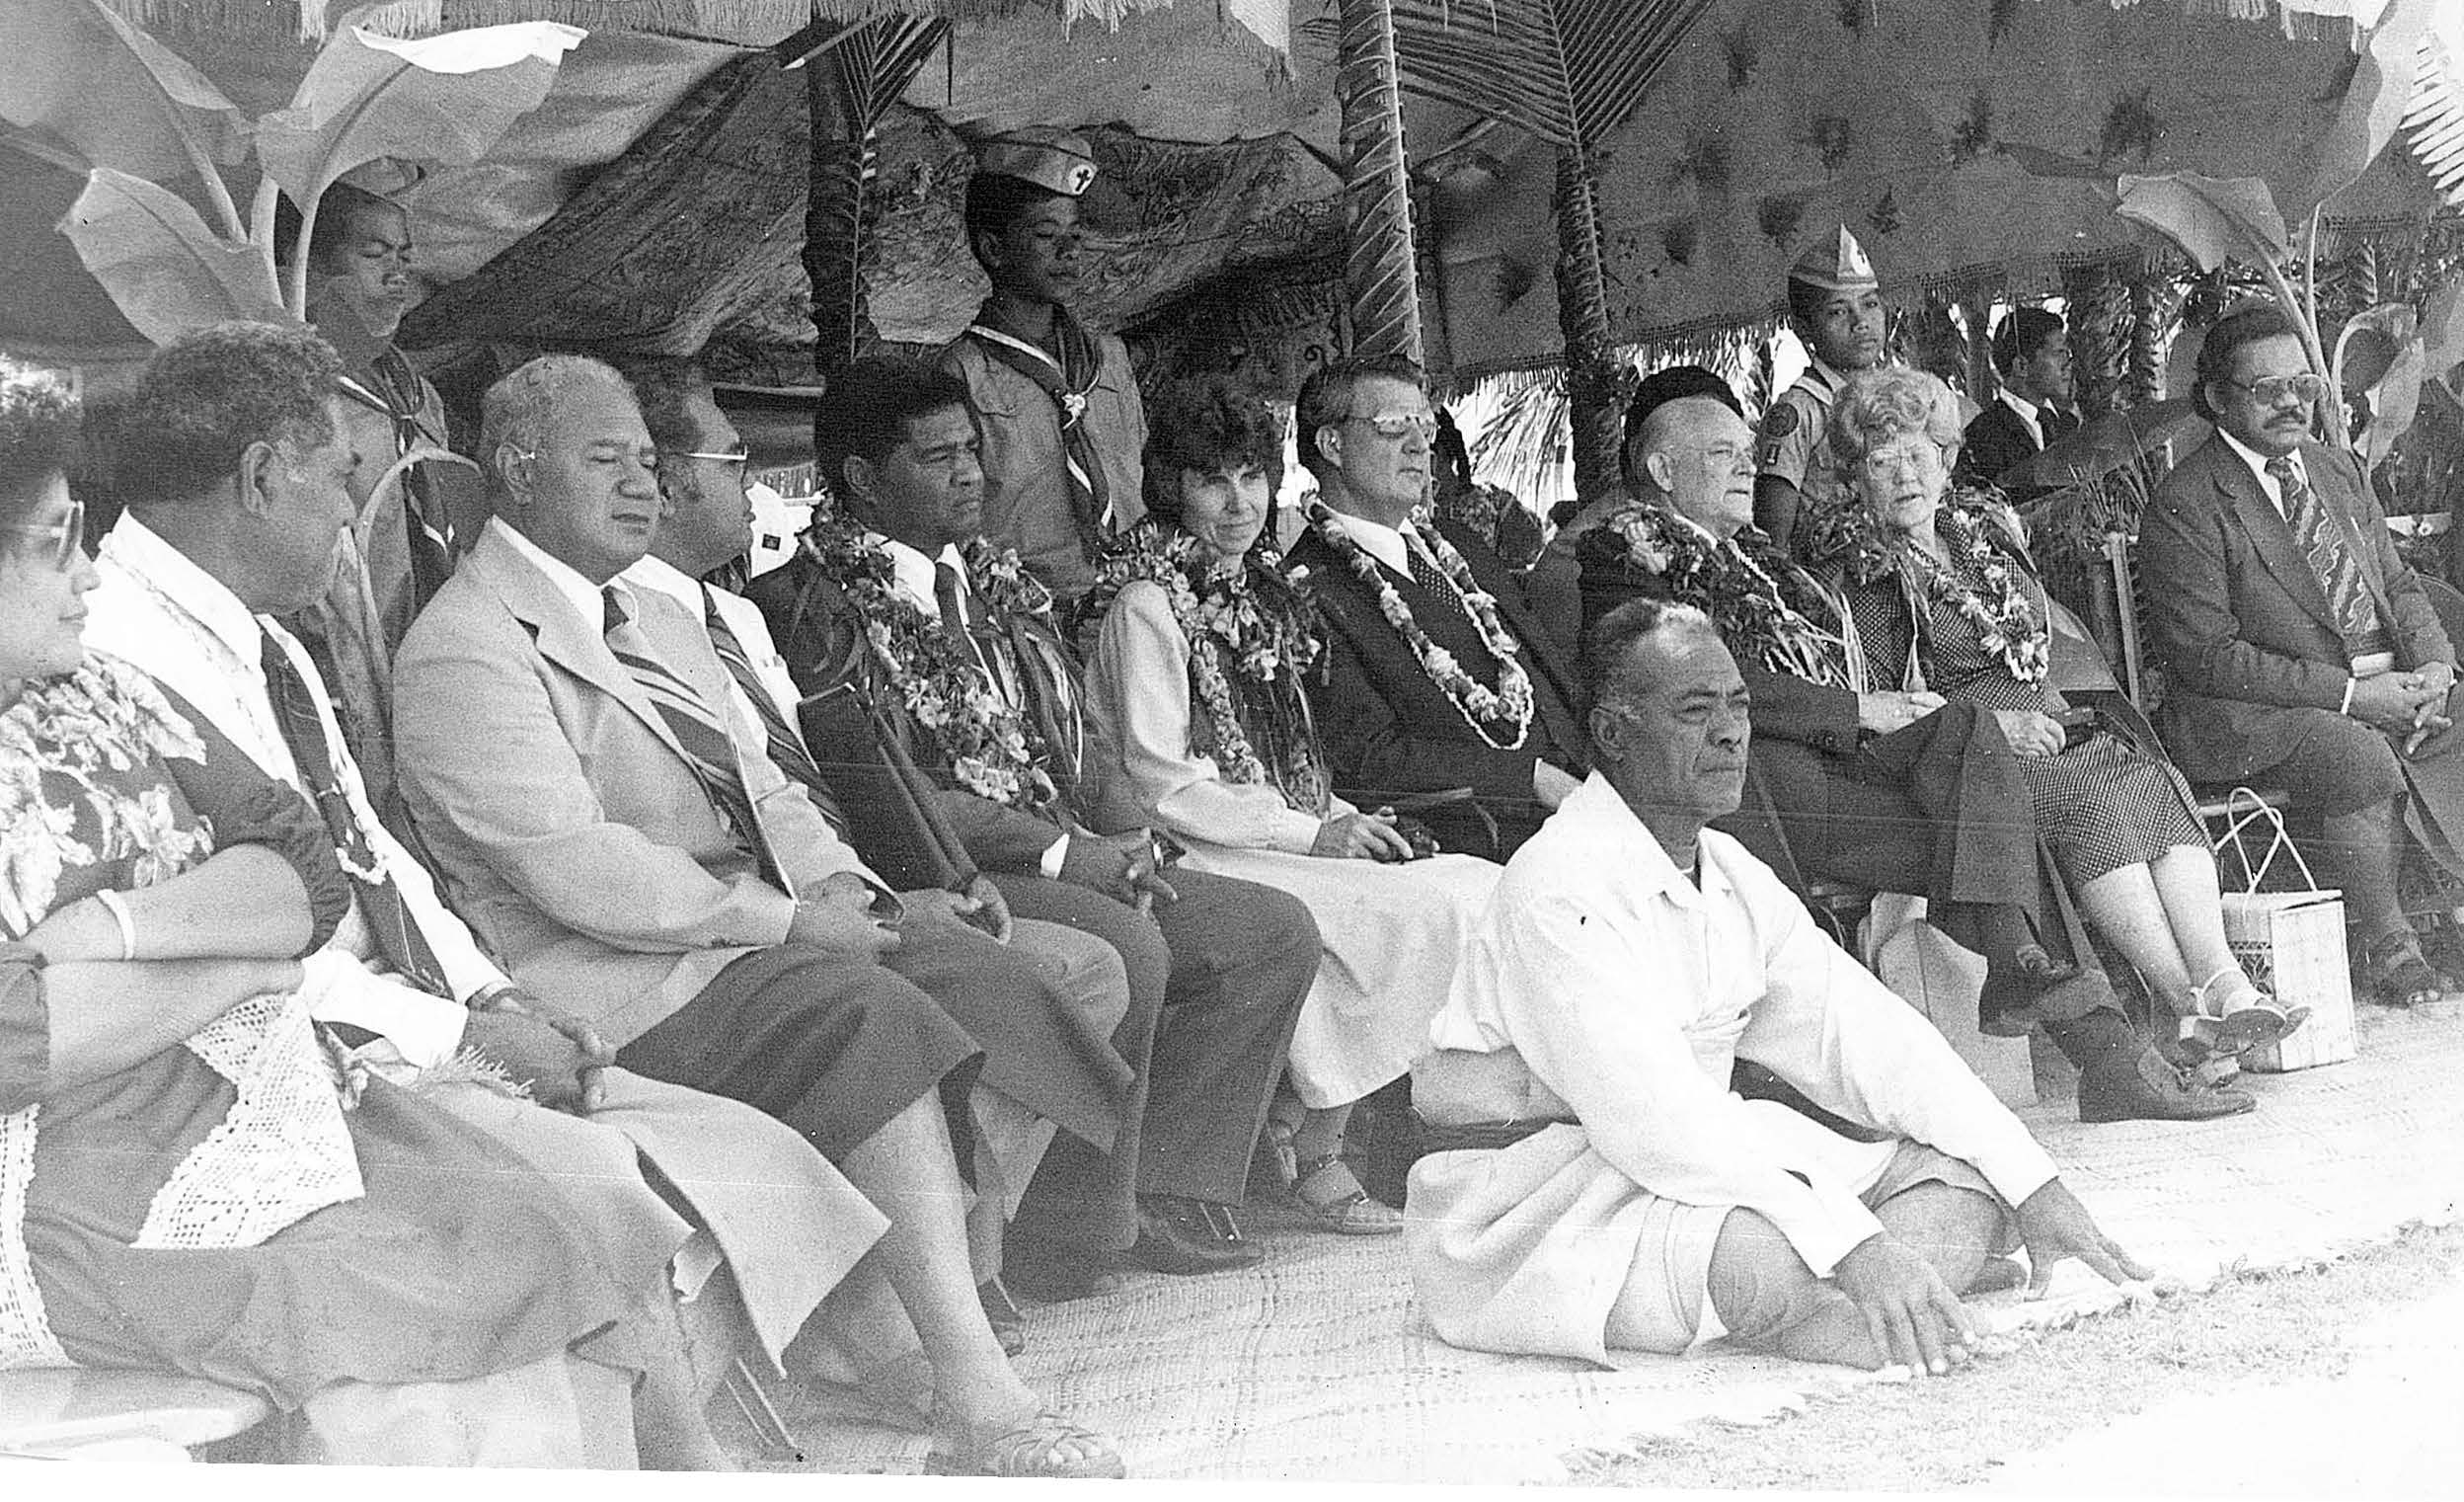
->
xmin=1960 ymin=306 xmax=2082 ymax=497
xmin=1755 ymin=225 xmax=1891 ymax=554
xmin=941 ymin=126 xmax=1146 ymax=603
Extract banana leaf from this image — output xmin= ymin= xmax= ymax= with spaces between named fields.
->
xmin=255 ymin=15 xmax=582 ymax=311
xmin=58 ymin=168 xmax=283 ymax=347
xmin=2334 ymin=302 xmax=2425 ymax=468
xmin=2115 ymin=171 xmax=2288 ymax=274
xmin=2303 ymin=0 xmax=2439 ymax=218
xmin=2403 ymin=5 xmax=2464 ymax=207
xmin=0 ymin=0 xmax=248 ymax=234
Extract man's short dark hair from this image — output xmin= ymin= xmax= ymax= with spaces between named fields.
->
xmin=618 ymin=356 xmax=714 ymax=456
xmin=1582 ymin=595 xmax=1715 ymax=709
xmin=1621 ymin=364 xmax=1742 ymax=472
xmin=1293 ymin=355 xmax=1426 ymax=477
xmin=1141 ymin=374 xmax=1285 ymax=522
xmin=115 ymin=322 xmax=342 ymax=504
xmin=1990 ymin=306 xmax=2065 ymax=378
xmin=0 ymin=357 xmax=79 ymax=530
xmin=2191 ymin=304 xmax=2304 ymax=423
xmin=812 ymin=357 xmax=974 ymax=499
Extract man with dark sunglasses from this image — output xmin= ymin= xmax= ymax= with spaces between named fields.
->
xmin=2143 ymin=303 xmax=2464 ymax=1009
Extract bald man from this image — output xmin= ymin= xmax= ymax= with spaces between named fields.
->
xmin=1573 ymin=388 xmax=2251 ymax=1124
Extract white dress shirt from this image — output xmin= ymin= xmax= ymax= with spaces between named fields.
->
xmin=1997 ymin=388 xmax=2046 ymax=451
xmin=2214 ymin=424 xmax=2303 ymax=518
xmin=1319 ymin=507 xmax=1437 ymax=581
xmin=86 ymin=515 xmax=487 ymax=1068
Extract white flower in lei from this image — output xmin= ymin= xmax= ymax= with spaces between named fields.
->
xmin=1306 ymin=502 xmax=1535 ymax=751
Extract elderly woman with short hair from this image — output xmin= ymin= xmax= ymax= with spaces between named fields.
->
xmin=1805 ymin=366 xmax=2297 ymax=1067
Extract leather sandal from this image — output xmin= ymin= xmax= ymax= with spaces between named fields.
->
xmin=2176 ymin=967 xmax=2298 ymax=1062
xmin=2362 ymin=931 xmax=2446 ymax=1009
xmin=925 ymin=1409 xmax=1126 ymax=1478
xmin=1290 ymin=1152 xmax=1404 ymax=1235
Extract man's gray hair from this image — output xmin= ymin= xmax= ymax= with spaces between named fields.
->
xmin=1583 ymin=595 xmax=1717 ymax=706
xmin=478 ymin=354 xmax=634 ymax=493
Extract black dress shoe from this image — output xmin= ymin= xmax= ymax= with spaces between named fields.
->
xmin=1130 ymin=1196 xmax=1266 ymax=1275
xmin=2077 ymin=1044 xmax=2257 ymax=1123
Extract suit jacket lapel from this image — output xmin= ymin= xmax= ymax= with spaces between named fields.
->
xmin=468 ymin=529 xmax=694 ymax=769
xmin=2212 ymin=447 xmax=2340 ymax=636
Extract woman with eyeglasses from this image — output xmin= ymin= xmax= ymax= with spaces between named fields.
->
xmin=1803 ymin=366 xmax=2302 ymax=1070
xmin=0 ymin=358 xmax=667 ymax=1462
xmin=1079 ymin=376 xmax=1503 ymax=1236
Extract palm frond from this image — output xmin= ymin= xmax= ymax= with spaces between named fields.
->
xmin=1461 ymin=364 xmax=1571 ymax=513
xmin=801 ymin=14 xmax=949 ymax=376
xmin=2403 ymin=9 xmax=2464 ymax=208
xmin=1379 ymin=0 xmax=1720 ymax=148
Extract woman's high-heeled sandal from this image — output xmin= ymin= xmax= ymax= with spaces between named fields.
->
xmin=1289 ymin=1151 xmax=1404 ymax=1236
xmin=2178 ymin=967 xmax=2300 ymax=1061
xmin=2362 ymin=931 xmax=2447 ymax=1009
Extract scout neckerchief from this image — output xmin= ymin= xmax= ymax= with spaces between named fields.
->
xmin=339 ymin=349 xmax=453 ymax=609
xmin=964 ymin=303 xmax=1110 ymax=562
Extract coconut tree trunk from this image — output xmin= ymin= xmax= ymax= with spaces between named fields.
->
xmin=1554 ymin=145 xmax=1622 ymax=507
xmin=1336 ymin=0 xmax=1424 ymax=363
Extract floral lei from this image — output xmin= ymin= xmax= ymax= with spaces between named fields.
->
xmin=2 ymin=654 xmax=212 ymax=938
xmin=797 ymin=514 xmax=1057 ymax=809
xmin=1808 ymin=489 xmax=2049 ymax=686
xmin=1088 ymin=522 xmax=1329 ymax=809
xmin=1304 ymin=502 xmax=1534 ymax=750
xmin=1587 ymin=506 xmax=1854 ymax=689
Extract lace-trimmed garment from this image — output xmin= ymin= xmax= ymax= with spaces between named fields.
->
xmin=0 ymin=656 xmax=644 ymax=1404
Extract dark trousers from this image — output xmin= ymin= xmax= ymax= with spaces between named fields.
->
xmin=994 ymin=867 xmax=1316 ymax=1247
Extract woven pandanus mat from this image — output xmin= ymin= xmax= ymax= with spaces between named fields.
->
xmin=769 ymin=1005 xmax=2464 ymax=1481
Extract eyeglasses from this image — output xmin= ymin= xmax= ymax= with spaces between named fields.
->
xmin=0 ymin=499 xmax=86 ymax=572
xmin=1350 ymin=412 xmax=1438 ymax=441
xmin=1859 ymin=440 xmax=1945 ymax=478
xmin=667 ymin=448 xmax=751 ymax=475
xmin=2215 ymin=372 xmax=2329 ymax=406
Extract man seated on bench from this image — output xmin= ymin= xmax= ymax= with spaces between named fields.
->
xmin=1406 ymin=598 xmax=2149 ymax=1371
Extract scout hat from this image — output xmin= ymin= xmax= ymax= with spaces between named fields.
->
xmin=975 ymin=126 xmax=1100 ymax=198
xmin=1788 ymin=224 xmax=1879 ymax=294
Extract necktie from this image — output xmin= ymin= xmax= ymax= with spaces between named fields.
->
xmin=603 ymin=587 xmax=795 ymax=895
xmin=699 ymin=587 xmax=850 ymax=838
xmin=933 ymin=558 xmax=972 ymax=638
xmin=2269 ymin=455 xmax=2380 ymax=648
xmin=258 ymin=630 xmax=450 ymax=997
xmin=1403 ymin=530 xmax=1453 ymax=599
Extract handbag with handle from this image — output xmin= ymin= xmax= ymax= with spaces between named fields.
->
xmin=2214 ymin=788 xmax=2357 ymax=1071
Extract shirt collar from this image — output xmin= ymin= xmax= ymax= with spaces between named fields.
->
xmin=872 ymin=531 xmax=968 ymax=613
xmin=100 ymin=513 xmax=265 ymax=668
xmin=2214 ymin=424 xmax=2302 ymax=499
xmin=1559 ymin=770 xmax=1738 ymax=910
xmin=1998 ymin=387 xmax=2040 ymax=426
xmin=1322 ymin=506 xmax=1418 ymax=578
xmin=490 ymin=515 xmax=610 ymax=627
xmin=620 ymin=553 xmax=705 ymax=613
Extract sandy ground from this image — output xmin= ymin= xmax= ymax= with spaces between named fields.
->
xmin=1977 ymin=1264 xmax=2464 ymax=1497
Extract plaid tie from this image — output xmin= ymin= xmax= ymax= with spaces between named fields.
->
xmin=258 ymin=630 xmax=451 ymax=997
xmin=2269 ymin=455 xmax=2380 ymax=649
xmin=699 ymin=587 xmax=852 ymax=838
xmin=603 ymin=587 xmax=795 ymax=896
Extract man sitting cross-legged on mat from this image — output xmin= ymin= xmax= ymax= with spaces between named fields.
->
xmin=1407 ymin=597 xmax=2150 ymax=1372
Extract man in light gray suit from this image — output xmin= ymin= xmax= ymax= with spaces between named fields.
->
xmin=391 ymin=355 xmax=1126 ymax=1478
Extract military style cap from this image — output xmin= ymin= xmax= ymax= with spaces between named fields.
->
xmin=1788 ymin=224 xmax=1879 ymax=294
xmin=975 ymin=126 xmax=1100 ymax=198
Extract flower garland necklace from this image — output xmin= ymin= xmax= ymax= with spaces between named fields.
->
xmin=1590 ymin=506 xmax=1853 ymax=689
xmin=797 ymin=514 xmax=1056 ymax=809
xmin=1089 ymin=522 xmax=1328 ymax=807
xmin=1304 ymin=502 xmax=1534 ymax=750
xmin=1816 ymin=493 xmax=2048 ymax=686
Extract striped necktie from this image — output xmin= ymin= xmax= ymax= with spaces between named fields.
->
xmin=698 ymin=586 xmax=852 ymax=838
xmin=602 ymin=586 xmax=795 ymax=896
xmin=2269 ymin=455 xmax=2381 ymax=650
xmin=257 ymin=629 xmax=451 ymax=997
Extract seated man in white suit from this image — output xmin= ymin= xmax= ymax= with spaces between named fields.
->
xmin=1408 ymin=596 xmax=2150 ymax=1375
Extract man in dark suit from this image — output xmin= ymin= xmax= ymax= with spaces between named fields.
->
xmin=1279 ymin=356 xmax=1587 ymax=857
xmin=747 ymin=358 xmax=1319 ymax=1293
xmin=1959 ymin=307 xmax=2082 ymax=497
xmin=1572 ymin=384 xmax=2247 ymax=1122
xmin=2142 ymin=304 xmax=2464 ymax=1008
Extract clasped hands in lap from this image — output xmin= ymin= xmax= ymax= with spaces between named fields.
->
xmin=2349 ymin=662 xmax=2457 ymax=756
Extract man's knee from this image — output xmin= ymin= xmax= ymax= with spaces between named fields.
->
xmin=1157 ymin=873 xmax=1322 ymax=988
xmin=2282 ymin=710 xmax=2405 ymax=816
xmin=1704 ymin=1209 xmax=1831 ymax=1344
